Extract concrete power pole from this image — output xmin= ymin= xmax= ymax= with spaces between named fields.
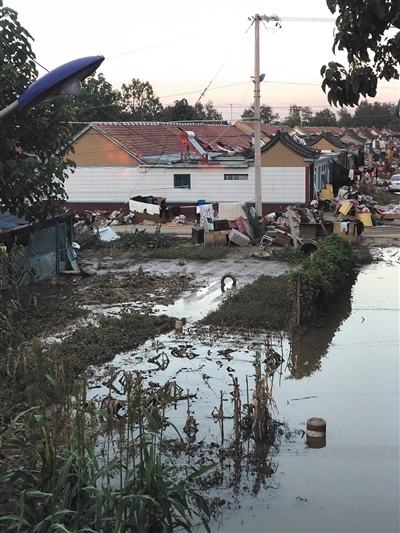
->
xmin=254 ymin=15 xmax=262 ymax=217
xmin=250 ymin=14 xmax=281 ymax=217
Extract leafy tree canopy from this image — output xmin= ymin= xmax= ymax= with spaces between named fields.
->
xmin=336 ymin=107 xmax=353 ymax=127
xmin=120 ymin=78 xmax=163 ymax=121
xmin=281 ymin=104 xmax=313 ymax=127
xmin=308 ymin=108 xmax=338 ymax=127
xmin=194 ymin=100 xmax=223 ymax=121
xmin=158 ymin=98 xmax=198 ymax=121
xmin=0 ymin=6 xmax=76 ymax=221
xmin=321 ymin=0 xmax=400 ymax=107
xmin=241 ymin=104 xmax=280 ymax=124
xmin=74 ymin=73 xmax=124 ymax=123
xmin=352 ymin=100 xmax=397 ymax=128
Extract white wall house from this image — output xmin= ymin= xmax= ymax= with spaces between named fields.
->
xmin=67 ymin=124 xmax=337 ymax=214
xmin=65 ymin=164 xmax=309 ymax=207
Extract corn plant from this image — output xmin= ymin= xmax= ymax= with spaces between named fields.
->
xmin=0 ymin=378 xmax=214 ymax=533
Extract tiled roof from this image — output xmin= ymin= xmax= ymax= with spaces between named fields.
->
xmin=262 ymin=131 xmax=321 ymax=159
xmin=235 ymin=121 xmax=294 ymax=138
xmin=295 ymin=126 xmax=344 ymax=137
xmin=306 ymin=131 xmax=348 ymax=149
xmin=77 ymin=122 xmax=251 ymax=159
xmin=352 ymin=127 xmax=375 ymax=140
xmin=340 ymin=129 xmax=365 ymax=144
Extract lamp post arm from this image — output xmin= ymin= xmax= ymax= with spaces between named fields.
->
xmin=0 ymin=100 xmax=19 ymax=119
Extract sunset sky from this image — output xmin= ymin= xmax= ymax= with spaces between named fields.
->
xmin=8 ymin=0 xmax=400 ymax=121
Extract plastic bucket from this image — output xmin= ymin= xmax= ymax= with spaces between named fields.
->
xmin=356 ymin=212 xmax=373 ymax=227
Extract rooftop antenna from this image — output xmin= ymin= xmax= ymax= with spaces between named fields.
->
xmin=248 ymin=14 xmax=281 ymax=216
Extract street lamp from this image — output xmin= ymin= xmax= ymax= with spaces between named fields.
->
xmin=0 ymin=55 xmax=105 ymax=119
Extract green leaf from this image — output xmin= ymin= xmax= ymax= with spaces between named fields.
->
xmin=45 ymin=374 xmax=60 ymax=397
xmin=187 ymin=462 xmax=217 ymax=480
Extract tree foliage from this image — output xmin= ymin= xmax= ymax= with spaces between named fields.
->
xmin=352 ymin=100 xmax=397 ymax=128
xmin=0 ymin=6 xmax=76 ymax=221
xmin=158 ymin=98 xmax=198 ymax=121
xmin=241 ymin=104 xmax=280 ymax=124
xmin=194 ymin=100 xmax=223 ymax=121
xmin=120 ymin=78 xmax=163 ymax=120
xmin=321 ymin=0 xmax=400 ymax=107
xmin=308 ymin=108 xmax=338 ymax=127
xmin=74 ymin=73 xmax=124 ymax=123
xmin=281 ymin=104 xmax=313 ymax=127
xmin=336 ymin=107 xmax=353 ymax=127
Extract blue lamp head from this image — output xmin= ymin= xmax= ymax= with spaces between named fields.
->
xmin=18 ymin=55 xmax=105 ymax=110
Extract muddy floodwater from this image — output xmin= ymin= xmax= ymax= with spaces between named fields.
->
xmin=88 ymin=248 xmax=399 ymax=533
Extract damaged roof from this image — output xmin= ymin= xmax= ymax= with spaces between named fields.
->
xmin=262 ymin=130 xmax=321 ymax=159
xmin=74 ymin=122 xmax=251 ymax=161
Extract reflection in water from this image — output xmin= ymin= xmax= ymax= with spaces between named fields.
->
xmin=87 ymin=256 xmax=399 ymax=533
xmin=89 ymin=337 xmax=288 ymax=511
xmin=288 ymin=276 xmax=355 ymax=379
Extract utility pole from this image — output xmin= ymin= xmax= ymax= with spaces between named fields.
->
xmin=254 ymin=14 xmax=262 ymax=217
xmin=249 ymin=14 xmax=281 ymax=217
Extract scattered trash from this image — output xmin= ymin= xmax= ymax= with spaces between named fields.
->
xmin=175 ymin=320 xmax=183 ymax=331
xmin=80 ymin=265 xmax=97 ymax=276
xmin=97 ymin=227 xmax=120 ymax=242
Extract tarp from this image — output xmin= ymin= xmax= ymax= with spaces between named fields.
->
xmin=0 ymin=212 xmax=30 ymax=231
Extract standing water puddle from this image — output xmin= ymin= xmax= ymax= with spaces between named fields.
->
xmin=88 ymin=248 xmax=399 ymax=533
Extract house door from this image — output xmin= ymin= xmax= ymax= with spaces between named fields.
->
xmin=57 ymin=222 xmax=68 ymax=272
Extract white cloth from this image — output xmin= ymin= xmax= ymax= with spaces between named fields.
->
xmin=129 ymin=200 xmax=160 ymax=215
xmin=217 ymin=202 xmax=247 ymax=220
xmin=196 ymin=204 xmax=214 ymax=218
xmin=196 ymin=204 xmax=214 ymax=226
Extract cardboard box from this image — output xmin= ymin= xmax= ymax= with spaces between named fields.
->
xmin=339 ymin=200 xmax=353 ymax=215
xmin=228 ymin=229 xmax=250 ymax=246
xmin=333 ymin=221 xmax=361 ymax=243
xmin=299 ymin=223 xmax=318 ymax=239
xmin=204 ymin=230 xmax=230 ymax=246
xmin=273 ymin=232 xmax=293 ymax=246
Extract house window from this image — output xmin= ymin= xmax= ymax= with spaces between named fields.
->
xmin=174 ymin=174 xmax=191 ymax=189
xmin=224 ymin=174 xmax=249 ymax=180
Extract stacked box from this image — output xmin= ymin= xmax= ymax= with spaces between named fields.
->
xmin=204 ymin=230 xmax=230 ymax=246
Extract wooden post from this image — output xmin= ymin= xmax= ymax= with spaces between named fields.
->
xmin=318 ymin=218 xmax=329 ymax=236
xmin=296 ymin=277 xmax=301 ymax=326
xmin=220 ymin=390 xmax=224 ymax=444
xmin=287 ymin=208 xmax=298 ymax=248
